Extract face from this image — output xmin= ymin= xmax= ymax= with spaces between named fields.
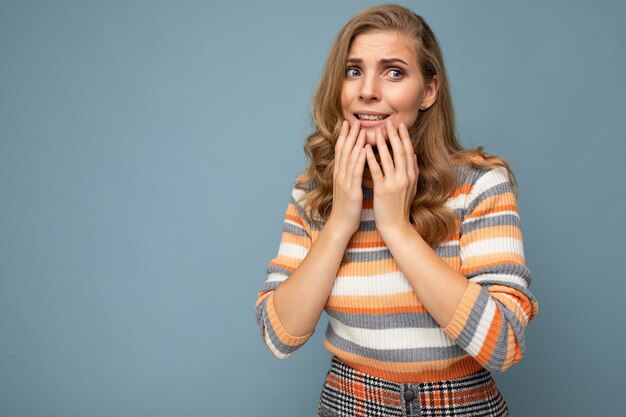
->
xmin=341 ymin=30 xmax=438 ymax=146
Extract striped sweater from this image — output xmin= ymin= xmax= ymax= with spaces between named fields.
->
xmin=255 ymin=162 xmax=539 ymax=383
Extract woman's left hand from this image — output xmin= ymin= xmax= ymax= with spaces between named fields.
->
xmin=365 ymin=119 xmax=419 ymax=237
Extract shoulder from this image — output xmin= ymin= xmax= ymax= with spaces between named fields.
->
xmin=453 ymin=155 xmax=514 ymax=191
xmin=291 ymin=175 xmax=318 ymax=204
xmin=452 ymin=159 xmax=517 ymax=220
xmin=288 ymin=175 xmax=320 ymax=226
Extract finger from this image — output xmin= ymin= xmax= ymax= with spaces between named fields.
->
xmin=399 ymin=123 xmax=416 ymax=184
xmin=339 ymin=120 xmax=361 ymax=177
xmin=385 ymin=119 xmax=405 ymax=175
xmin=375 ymin=128 xmax=394 ymax=178
xmin=334 ymin=120 xmax=349 ymax=176
xmin=365 ymin=144 xmax=383 ymax=183
xmin=353 ymin=147 xmax=367 ymax=185
xmin=347 ymin=129 xmax=366 ymax=179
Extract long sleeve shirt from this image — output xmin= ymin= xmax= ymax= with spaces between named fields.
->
xmin=255 ymin=161 xmax=539 ymax=383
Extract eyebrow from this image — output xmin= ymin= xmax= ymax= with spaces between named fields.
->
xmin=346 ymin=57 xmax=409 ymax=66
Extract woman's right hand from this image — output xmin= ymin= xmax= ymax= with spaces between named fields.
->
xmin=328 ymin=120 xmax=367 ymax=238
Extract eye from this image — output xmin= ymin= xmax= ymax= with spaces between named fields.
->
xmin=387 ymin=69 xmax=404 ymax=79
xmin=345 ymin=67 xmax=360 ymax=77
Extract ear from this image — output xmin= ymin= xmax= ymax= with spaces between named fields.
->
xmin=422 ymin=74 xmax=439 ymax=107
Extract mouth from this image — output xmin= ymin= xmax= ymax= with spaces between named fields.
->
xmin=354 ymin=113 xmax=390 ymax=121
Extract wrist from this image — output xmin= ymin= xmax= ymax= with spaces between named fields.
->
xmin=379 ymin=221 xmax=415 ymax=243
xmin=324 ymin=216 xmax=357 ymax=242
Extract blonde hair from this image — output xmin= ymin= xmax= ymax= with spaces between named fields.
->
xmin=295 ymin=3 xmax=518 ymax=248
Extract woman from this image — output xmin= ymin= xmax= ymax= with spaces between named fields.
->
xmin=255 ymin=4 xmax=539 ymax=416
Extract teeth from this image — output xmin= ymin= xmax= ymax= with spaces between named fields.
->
xmin=358 ymin=114 xmax=387 ymax=121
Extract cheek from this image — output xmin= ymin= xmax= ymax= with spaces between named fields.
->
xmin=340 ymin=91 xmax=350 ymax=118
xmin=390 ymin=89 xmax=421 ymax=124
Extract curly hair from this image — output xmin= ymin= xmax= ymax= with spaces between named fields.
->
xmin=295 ymin=3 xmax=519 ymax=249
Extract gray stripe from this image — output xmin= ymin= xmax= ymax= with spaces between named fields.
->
xmin=265 ymin=263 xmax=293 ymax=277
xmin=466 ymin=181 xmax=513 ymax=216
xmin=326 ymin=310 xmax=440 ymax=329
xmin=466 ymin=263 xmax=533 ymax=287
xmin=434 ymin=244 xmax=460 ymax=258
xmin=283 ymin=220 xmax=308 ymax=237
xmin=290 ymin=194 xmax=314 ymax=231
xmin=456 ymin=163 xmax=490 ymax=190
xmin=495 ymin=297 xmax=527 ymax=354
xmin=455 ymin=286 xmax=490 ymax=349
xmin=345 ymin=246 xmax=392 ymax=262
xmin=357 ymin=219 xmax=377 ymax=232
xmin=324 ymin=324 xmax=466 ymax=362
xmin=461 ymin=213 xmax=521 ymax=234
xmin=258 ymin=296 xmax=311 ymax=355
xmin=258 ymin=280 xmax=281 ymax=293
xmin=485 ymin=300 xmax=510 ymax=371
xmin=344 ymin=239 xmax=459 ymax=262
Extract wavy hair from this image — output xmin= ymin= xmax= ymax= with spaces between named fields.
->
xmin=295 ymin=3 xmax=519 ymax=249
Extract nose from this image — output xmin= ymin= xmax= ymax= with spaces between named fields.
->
xmin=359 ymin=74 xmax=381 ymax=102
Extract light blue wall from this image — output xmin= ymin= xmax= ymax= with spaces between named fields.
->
xmin=1 ymin=1 xmax=624 ymax=415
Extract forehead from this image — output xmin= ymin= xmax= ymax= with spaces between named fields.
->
xmin=347 ymin=30 xmax=417 ymax=64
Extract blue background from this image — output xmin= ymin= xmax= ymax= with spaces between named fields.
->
xmin=1 ymin=0 xmax=625 ymax=415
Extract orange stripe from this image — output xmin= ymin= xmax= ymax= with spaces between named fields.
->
xmin=461 ymin=224 xmax=523 ymax=245
xmin=466 ymin=193 xmax=517 ymax=218
xmin=275 ymin=230 xmax=311 ymax=247
xmin=450 ymin=182 xmax=473 ymax=198
xmin=489 ymin=287 xmax=530 ymax=325
xmin=460 ymin=252 xmax=526 ymax=274
xmin=476 ymin=307 xmax=502 ymax=365
xmin=327 ymin=291 xmax=426 ymax=311
xmin=284 ymin=213 xmax=305 ymax=227
xmin=443 ymin=282 xmax=482 ymax=339
xmin=324 ymin=339 xmax=484 ymax=383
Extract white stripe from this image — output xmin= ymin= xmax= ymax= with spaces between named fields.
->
xmin=292 ymin=187 xmax=306 ymax=201
xmin=277 ymin=241 xmax=309 ymax=260
xmin=466 ymin=298 xmax=496 ymax=356
xmin=267 ymin=272 xmax=288 ymax=283
xmin=345 ymin=239 xmax=458 ymax=253
xmin=362 ymin=208 xmax=374 ymax=221
xmin=467 ymin=167 xmax=510 ymax=203
xmin=284 ymin=218 xmax=307 ymax=230
xmin=445 ymin=193 xmax=466 ymax=210
xmin=461 ymin=237 xmax=524 ymax=259
xmin=331 ymin=271 xmax=413 ymax=296
xmin=500 ymin=292 xmax=530 ymax=324
xmin=264 ymin=329 xmax=290 ymax=359
xmin=470 ymin=273 xmax=529 ymax=288
xmin=346 ymin=245 xmax=387 ymax=253
xmin=463 ymin=210 xmax=519 ymax=223
xmin=329 ymin=316 xmax=455 ymax=349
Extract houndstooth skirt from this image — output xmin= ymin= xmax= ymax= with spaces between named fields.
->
xmin=317 ymin=356 xmax=508 ymax=417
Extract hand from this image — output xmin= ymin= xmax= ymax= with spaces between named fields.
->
xmin=364 ymin=119 xmax=419 ymax=236
xmin=328 ymin=120 xmax=367 ymax=237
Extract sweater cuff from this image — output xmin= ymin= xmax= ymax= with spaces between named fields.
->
xmin=265 ymin=292 xmax=314 ymax=346
xmin=443 ymin=281 xmax=483 ymax=340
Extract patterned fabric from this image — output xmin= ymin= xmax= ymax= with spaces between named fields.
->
xmin=255 ymin=161 xmax=539 ymax=383
xmin=318 ymin=356 xmax=508 ymax=417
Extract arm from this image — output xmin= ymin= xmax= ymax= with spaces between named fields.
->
xmin=383 ymin=166 xmax=538 ymax=373
xmin=255 ymin=186 xmax=352 ymax=359
xmin=444 ymin=166 xmax=539 ymax=372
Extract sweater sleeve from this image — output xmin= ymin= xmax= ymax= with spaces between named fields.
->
xmin=442 ymin=166 xmax=539 ymax=373
xmin=255 ymin=186 xmax=315 ymax=359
